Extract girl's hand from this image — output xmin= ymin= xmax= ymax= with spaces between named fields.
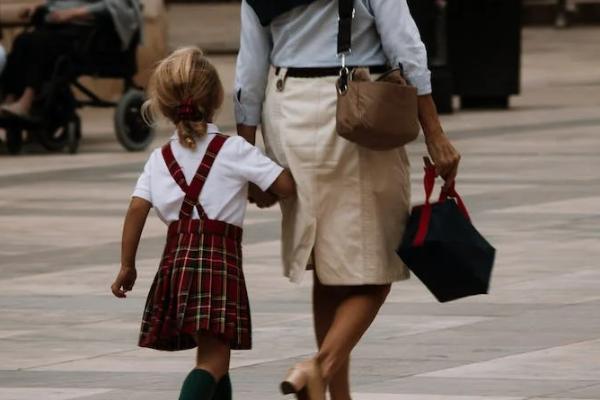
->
xmin=111 ymin=267 xmax=137 ymax=298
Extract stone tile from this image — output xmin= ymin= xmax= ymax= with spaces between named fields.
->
xmin=353 ymin=395 xmax=523 ymax=400
xmin=420 ymin=339 xmax=600 ymax=381
xmin=0 ymin=388 xmax=110 ymax=400
xmin=73 ymin=390 xmax=180 ymax=400
xmin=548 ymin=382 xmax=600 ymax=399
xmin=356 ymin=376 xmax=588 ymax=398
xmin=493 ymin=196 xmax=600 ymax=215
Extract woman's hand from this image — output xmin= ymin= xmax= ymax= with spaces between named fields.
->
xmin=249 ymin=183 xmax=278 ymax=208
xmin=418 ymin=95 xmax=461 ymax=186
xmin=425 ymin=130 xmax=461 ymax=186
xmin=47 ymin=7 xmax=91 ymax=24
xmin=111 ymin=266 xmax=137 ymax=298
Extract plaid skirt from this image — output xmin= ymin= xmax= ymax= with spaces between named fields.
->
xmin=138 ymin=219 xmax=251 ymax=351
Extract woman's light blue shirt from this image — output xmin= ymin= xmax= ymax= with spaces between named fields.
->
xmin=234 ymin=0 xmax=431 ymax=126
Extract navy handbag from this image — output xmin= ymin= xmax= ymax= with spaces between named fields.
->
xmin=397 ymin=162 xmax=496 ymax=303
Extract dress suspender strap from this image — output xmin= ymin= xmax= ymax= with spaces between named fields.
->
xmin=181 ymin=134 xmax=227 ymax=218
xmin=161 ymin=135 xmax=229 ymax=219
xmin=161 ymin=143 xmax=188 ymax=193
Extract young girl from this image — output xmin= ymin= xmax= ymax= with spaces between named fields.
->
xmin=110 ymin=47 xmax=295 ymax=400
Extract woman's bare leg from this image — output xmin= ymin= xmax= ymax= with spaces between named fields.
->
xmin=313 ymin=272 xmax=352 ymax=400
xmin=315 ymin=281 xmax=391 ymax=387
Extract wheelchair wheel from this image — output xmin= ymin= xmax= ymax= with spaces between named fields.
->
xmin=66 ymin=114 xmax=82 ymax=154
xmin=115 ymin=89 xmax=154 ymax=151
xmin=6 ymin=128 xmax=23 ymax=155
xmin=35 ymin=113 xmax=81 ymax=153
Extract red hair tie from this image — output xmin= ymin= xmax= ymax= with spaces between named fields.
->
xmin=176 ymin=98 xmax=203 ymax=121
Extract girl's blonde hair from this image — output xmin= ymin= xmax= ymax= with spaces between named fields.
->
xmin=142 ymin=47 xmax=224 ymax=148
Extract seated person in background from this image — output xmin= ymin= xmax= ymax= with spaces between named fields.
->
xmin=0 ymin=32 xmax=5 ymax=76
xmin=0 ymin=16 xmax=8 ymax=75
xmin=0 ymin=44 xmax=5 ymax=76
xmin=0 ymin=0 xmax=142 ymax=119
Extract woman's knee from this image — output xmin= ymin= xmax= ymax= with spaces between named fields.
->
xmin=352 ymin=283 xmax=392 ymax=304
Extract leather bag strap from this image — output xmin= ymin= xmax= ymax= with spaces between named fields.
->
xmin=337 ymin=0 xmax=354 ymax=55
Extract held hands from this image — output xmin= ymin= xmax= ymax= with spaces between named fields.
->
xmin=425 ymin=130 xmax=461 ymax=188
xmin=111 ymin=266 xmax=137 ymax=298
xmin=248 ymin=183 xmax=278 ymax=209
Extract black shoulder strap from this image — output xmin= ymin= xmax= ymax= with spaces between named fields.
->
xmin=337 ymin=0 xmax=354 ymax=55
xmin=248 ymin=0 xmax=319 ymax=26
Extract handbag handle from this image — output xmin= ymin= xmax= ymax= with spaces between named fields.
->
xmin=413 ymin=161 xmax=470 ymax=247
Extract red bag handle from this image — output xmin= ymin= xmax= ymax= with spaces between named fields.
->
xmin=412 ymin=161 xmax=470 ymax=247
xmin=439 ymin=182 xmax=470 ymax=221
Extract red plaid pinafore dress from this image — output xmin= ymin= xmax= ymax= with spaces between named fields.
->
xmin=138 ymin=135 xmax=251 ymax=351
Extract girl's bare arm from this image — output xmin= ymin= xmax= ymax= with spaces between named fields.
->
xmin=111 ymin=197 xmax=151 ymax=298
xmin=268 ymin=169 xmax=296 ymax=199
xmin=121 ymin=197 xmax=152 ymax=269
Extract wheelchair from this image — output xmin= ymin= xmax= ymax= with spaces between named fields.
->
xmin=0 ymin=8 xmax=154 ymax=155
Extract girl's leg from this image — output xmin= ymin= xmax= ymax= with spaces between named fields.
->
xmin=179 ymin=332 xmax=231 ymax=400
xmin=195 ymin=332 xmax=231 ymax=379
xmin=313 ymin=272 xmax=352 ymax=400
xmin=315 ymin=282 xmax=391 ymax=388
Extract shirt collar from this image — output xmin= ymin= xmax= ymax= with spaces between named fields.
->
xmin=170 ymin=123 xmax=221 ymax=140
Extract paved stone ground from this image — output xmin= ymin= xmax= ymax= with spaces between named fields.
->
xmin=1 ymin=27 xmax=600 ymax=400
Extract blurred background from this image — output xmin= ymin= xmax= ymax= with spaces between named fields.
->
xmin=0 ymin=0 xmax=599 ymax=154
xmin=1 ymin=2 xmax=600 ymax=400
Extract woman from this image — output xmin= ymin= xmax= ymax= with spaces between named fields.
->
xmin=0 ymin=0 xmax=142 ymax=118
xmin=235 ymin=1 xmax=461 ymax=399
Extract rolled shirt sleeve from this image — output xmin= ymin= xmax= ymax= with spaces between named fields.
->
xmin=234 ymin=0 xmax=273 ymax=126
xmin=370 ymin=0 xmax=432 ymax=95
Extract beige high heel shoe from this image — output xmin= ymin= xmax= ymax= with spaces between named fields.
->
xmin=280 ymin=359 xmax=326 ymax=400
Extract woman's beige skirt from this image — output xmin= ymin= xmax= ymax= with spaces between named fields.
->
xmin=262 ymin=67 xmax=412 ymax=285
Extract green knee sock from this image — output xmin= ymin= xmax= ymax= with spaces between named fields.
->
xmin=213 ymin=373 xmax=232 ymax=400
xmin=179 ymin=368 xmax=217 ymax=400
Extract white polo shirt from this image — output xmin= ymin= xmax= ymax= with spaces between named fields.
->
xmin=132 ymin=124 xmax=284 ymax=226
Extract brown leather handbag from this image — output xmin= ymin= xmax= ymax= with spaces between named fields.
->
xmin=335 ymin=0 xmax=420 ymax=150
